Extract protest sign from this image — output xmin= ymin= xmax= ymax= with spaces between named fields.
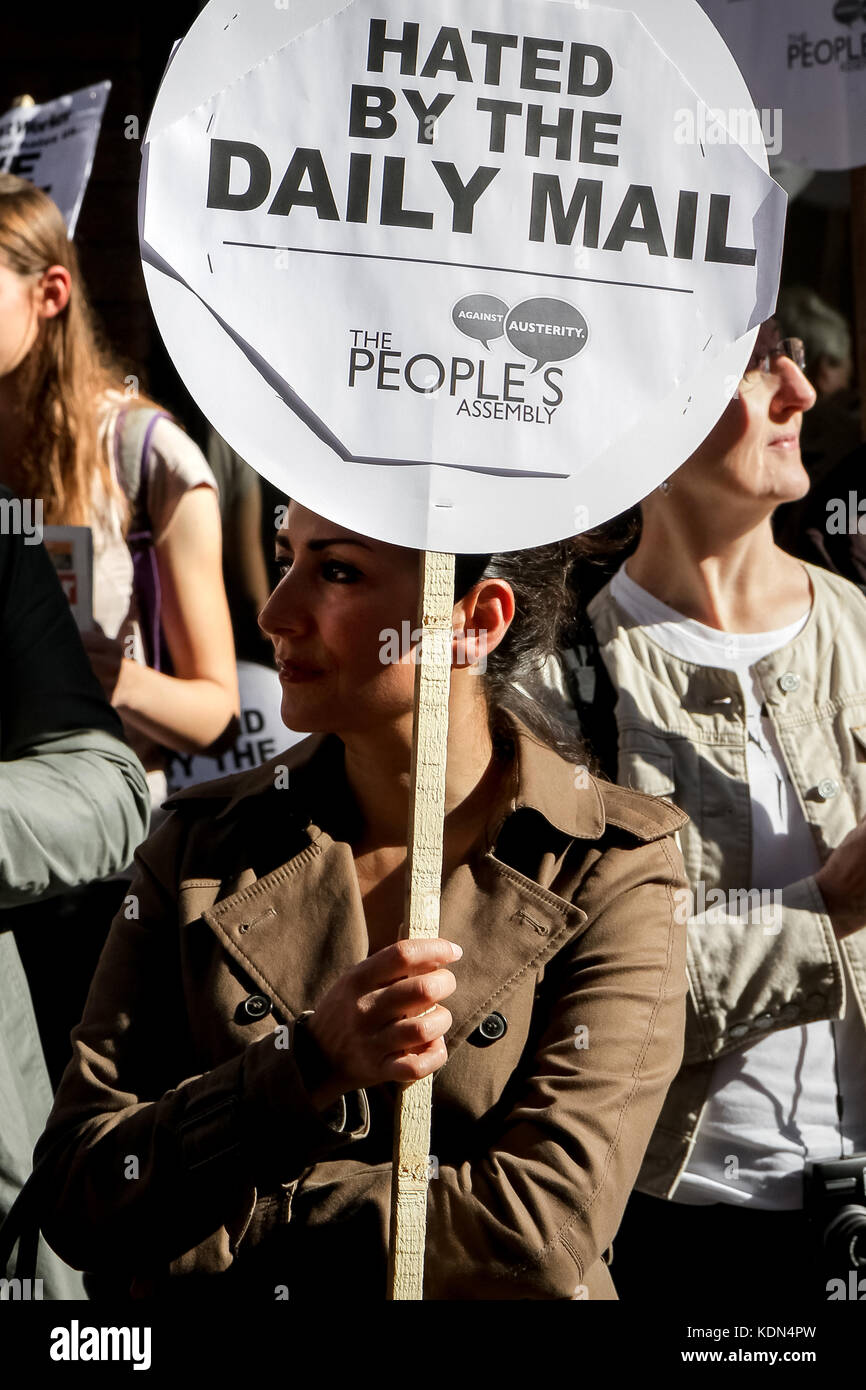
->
xmin=141 ymin=0 xmax=784 ymax=553
xmin=700 ymin=0 xmax=866 ymax=173
xmin=165 ymin=660 xmax=304 ymax=792
xmin=43 ymin=526 xmax=94 ymax=630
xmin=0 ymin=83 xmax=110 ymax=235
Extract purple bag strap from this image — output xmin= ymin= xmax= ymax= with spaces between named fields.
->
xmin=114 ymin=408 xmax=172 ymax=671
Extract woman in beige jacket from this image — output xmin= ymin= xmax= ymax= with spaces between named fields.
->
xmin=33 ymin=502 xmax=687 ymax=1300
xmin=553 ymin=324 xmax=866 ymax=1303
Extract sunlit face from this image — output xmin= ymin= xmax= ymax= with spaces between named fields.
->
xmin=674 ymin=321 xmax=817 ymax=510
xmin=258 ymin=502 xmax=421 ymax=736
xmin=0 ymin=259 xmax=40 ymax=381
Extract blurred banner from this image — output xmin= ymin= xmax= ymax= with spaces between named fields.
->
xmin=165 ymin=659 xmax=305 ymax=793
xmin=700 ymin=0 xmax=866 ymax=171
xmin=0 ymin=81 xmax=111 ymax=234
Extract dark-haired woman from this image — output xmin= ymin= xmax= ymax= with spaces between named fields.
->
xmin=33 ymin=501 xmax=688 ymax=1300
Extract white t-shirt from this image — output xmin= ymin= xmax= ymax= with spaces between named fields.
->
xmin=610 ymin=561 xmax=866 ymax=1209
xmin=92 ymin=392 xmax=219 ymax=810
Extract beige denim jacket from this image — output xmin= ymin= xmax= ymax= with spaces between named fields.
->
xmin=585 ymin=561 xmax=866 ymax=1196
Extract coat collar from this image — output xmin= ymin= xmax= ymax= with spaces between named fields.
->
xmin=200 ymin=830 xmax=588 ymax=1057
xmin=170 ymin=716 xmax=604 ymax=1056
xmin=163 ymin=713 xmax=606 ymax=841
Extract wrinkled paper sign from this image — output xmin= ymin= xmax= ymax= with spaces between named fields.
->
xmin=141 ymin=0 xmax=784 ymax=550
xmin=0 ymin=83 xmax=110 ymax=236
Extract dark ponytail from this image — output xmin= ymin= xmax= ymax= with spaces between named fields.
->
xmin=454 ymin=543 xmax=590 ymax=763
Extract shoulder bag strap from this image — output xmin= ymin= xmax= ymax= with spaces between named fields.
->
xmin=113 ymin=406 xmax=173 ymax=672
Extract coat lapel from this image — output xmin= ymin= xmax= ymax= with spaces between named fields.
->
xmin=201 ymin=831 xmax=369 ymax=1022
xmin=438 ymin=852 xmax=587 ymax=1052
xmin=200 ymin=827 xmax=588 ymax=1059
xmin=192 ymin=717 xmax=596 ymax=1056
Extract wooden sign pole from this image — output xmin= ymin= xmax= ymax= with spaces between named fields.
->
xmin=851 ymin=166 xmax=866 ymax=443
xmin=387 ymin=549 xmax=455 ymax=1301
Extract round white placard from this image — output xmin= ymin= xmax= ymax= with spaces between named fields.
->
xmin=141 ymin=0 xmax=783 ymax=551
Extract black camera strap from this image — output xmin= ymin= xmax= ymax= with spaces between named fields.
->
xmin=832 ymin=1021 xmax=845 ymax=1160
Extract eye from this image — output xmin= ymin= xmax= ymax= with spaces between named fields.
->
xmin=321 ymin=559 xmax=361 ymax=583
xmin=275 ymin=551 xmax=293 ymax=576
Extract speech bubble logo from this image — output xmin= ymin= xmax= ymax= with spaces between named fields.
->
xmin=504 ymin=298 xmax=590 ymax=373
xmin=452 ymin=294 xmax=509 ymax=351
xmin=834 ymin=0 xmax=866 ymax=25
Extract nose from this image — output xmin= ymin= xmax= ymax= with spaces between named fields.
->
xmin=770 ymin=356 xmax=817 ymax=419
xmin=257 ymin=568 xmax=309 ymax=642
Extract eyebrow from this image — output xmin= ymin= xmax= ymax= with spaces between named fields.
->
xmin=275 ymin=534 xmax=374 ymax=552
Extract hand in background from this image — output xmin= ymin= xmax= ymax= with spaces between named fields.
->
xmin=79 ymin=627 xmax=135 ymax=707
xmin=815 ymin=817 xmax=866 ymax=939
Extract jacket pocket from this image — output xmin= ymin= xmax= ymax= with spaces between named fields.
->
xmin=616 ymin=741 xmax=701 ymax=884
xmin=852 ymin=726 xmax=866 ymax=761
xmin=617 ymin=746 xmax=676 ymax=801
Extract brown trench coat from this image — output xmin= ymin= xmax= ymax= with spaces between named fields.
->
xmin=34 ymin=716 xmax=688 ymax=1300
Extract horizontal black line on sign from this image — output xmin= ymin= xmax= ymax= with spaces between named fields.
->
xmin=222 ymin=242 xmax=695 ymax=295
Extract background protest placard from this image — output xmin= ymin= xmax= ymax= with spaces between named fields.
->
xmin=0 ymin=82 xmax=110 ymax=235
xmin=165 ymin=660 xmax=304 ymax=793
xmin=699 ymin=0 xmax=866 ymax=172
xmin=141 ymin=0 xmax=785 ymax=553
xmin=42 ymin=525 xmax=94 ymax=631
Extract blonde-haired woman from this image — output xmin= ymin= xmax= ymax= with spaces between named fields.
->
xmin=0 ymin=173 xmax=239 ymax=805
xmin=0 ymin=173 xmax=240 ymax=1081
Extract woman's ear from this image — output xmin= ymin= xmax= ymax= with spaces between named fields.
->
xmin=452 ymin=578 xmax=515 ymax=670
xmin=36 ymin=265 xmax=71 ymax=320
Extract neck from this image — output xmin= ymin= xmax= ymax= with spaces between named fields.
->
xmin=625 ymin=499 xmax=810 ymax=632
xmin=341 ymin=686 xmax=497 ymax=851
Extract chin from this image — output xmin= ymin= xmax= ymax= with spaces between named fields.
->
xmin=279 ymin=712 xmax=333 ymax=737
xmin=278 ymin=690 xmax=331 ymax=735
xmin=774 ymin=461 xmax=811 ymax=504
xmin=754 ymin=450 xmax=811 ymax=504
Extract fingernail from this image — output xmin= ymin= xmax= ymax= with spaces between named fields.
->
xmin=450 ymin=943 xmax=463 ymax=959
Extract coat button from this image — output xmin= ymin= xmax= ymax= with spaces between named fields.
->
xmin=816 ymin=778 xmax=840 ymax=801
xmin=778 ymin=672 xmax=801 ymax=693
xmin=477 ymin=1012 xmax=508 ymax=1043
xmin=241 ymin=993 xmax=271 ymax=1020
xmin=727 ymin=1023 xmax=750 ymax=1039
xmin=753 ymin=1012 xmax=775 ymax=1030
xmin=779 ymin=1003 xmax=800 ymax=1023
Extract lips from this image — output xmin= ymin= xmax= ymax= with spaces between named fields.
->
xmin=277 ymin=659 xmax=324 ymax=682
xmin=767 ymin=434 xmax=799 ymax=448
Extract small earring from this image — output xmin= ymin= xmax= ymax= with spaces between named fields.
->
xmin=659 ymin=479 xmax=672 ymax=495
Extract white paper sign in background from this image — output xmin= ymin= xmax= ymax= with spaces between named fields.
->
xmin=0 ymin=83 xmax=111 ymax=236
xmin=700 ymin=0 xmax=866 ymax=172
xmin=165 ymin=660 xmax=305 ymax=793
xmin=141 ymin=0 xmax=785 ymax=552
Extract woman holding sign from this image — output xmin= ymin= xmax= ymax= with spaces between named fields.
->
xmin=33 ymin=499 xmax=687 ymax=1300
